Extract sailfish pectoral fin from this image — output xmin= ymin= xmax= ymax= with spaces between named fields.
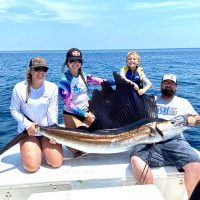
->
xmin=148 ymin=126 xmax=164 ymax=137
xmin=148 ymin=126 xmax=157 ymax=137
xmin=155 ymin=126 xmax=164 ymax=137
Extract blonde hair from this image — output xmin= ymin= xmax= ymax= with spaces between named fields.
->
xmin=25 ymin=68 xmax=32 ymax=104
xmin=126 ymin=51 xmax=141 ymax=62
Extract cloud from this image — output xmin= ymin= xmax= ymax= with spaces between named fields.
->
xmin=0 ymin=0 xmax=100 ymax=26
xmin=128 ymin=1 xmax=200 ymax=10
xmin=0 ymin=0 xmax=15 ymax=14
xmin=35 ymin=0 xmax=93 ymax=23
xmin=0 ymin=0 xmax=16 ymax=9
xmin=2 ymin=0 xmax=200 ymax=25
xmin=33 ymin=9 xmax=50 ymax=17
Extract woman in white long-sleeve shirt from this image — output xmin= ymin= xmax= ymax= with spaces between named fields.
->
xmin=10 ymin=57 xmax=63 ymax=172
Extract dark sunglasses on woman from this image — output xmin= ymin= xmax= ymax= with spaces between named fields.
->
xmin=33 ymin=66 xmax=49 ymax=72
xmin=69 ymin=59 xmax=82 ymax=64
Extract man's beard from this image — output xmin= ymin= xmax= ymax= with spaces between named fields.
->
xmin=161 ymin=88 xmax=175 ymax=97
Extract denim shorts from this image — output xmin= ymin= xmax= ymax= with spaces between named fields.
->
xmin=130 ymin=134 xmax=200 ymax=172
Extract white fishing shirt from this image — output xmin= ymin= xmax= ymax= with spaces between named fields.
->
xmin=156 ymin=95 xmax=198 ymax=137
xmin=10 ymin=80 xmax=58 ymax=135
xmin=156 ymin=95 xmax=198 ymax=120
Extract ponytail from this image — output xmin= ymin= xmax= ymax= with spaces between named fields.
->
xmin=25 ymin=68 xmax=32 ymax=104
xmin=79 ymin=67 xmax=88 ymax=89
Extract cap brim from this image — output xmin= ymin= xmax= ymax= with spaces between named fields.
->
xmin=30 ymin=65 xmax=47 ymax=68
xmin=162 ymin=79 xmax=177 ymax=84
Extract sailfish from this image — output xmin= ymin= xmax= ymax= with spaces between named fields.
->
xmin=0 ymin=72 xmax=190 ymax=155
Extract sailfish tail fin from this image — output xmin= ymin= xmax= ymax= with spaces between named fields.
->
xmin=0 ymin=130 xmax=28 ymax=155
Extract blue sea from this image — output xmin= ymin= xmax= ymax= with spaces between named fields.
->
xmin=0 ymin=48 xmax=200 ymax=150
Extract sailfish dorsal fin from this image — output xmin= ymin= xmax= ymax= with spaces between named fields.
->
xmin=89 ymin=72 xmax=157 ymax=129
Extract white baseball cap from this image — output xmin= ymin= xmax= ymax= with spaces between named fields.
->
xmin=162 ymin=74 xmax=177 ymax=84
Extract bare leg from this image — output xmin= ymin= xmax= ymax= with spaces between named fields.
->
xmin=63 ymin=114 xmax=83 ymax=154
xmin=131 ymin=155 xmax=153 ymax=184
xmin=41 ymin=137 xmax=63 ymax=168
xmin=63 ymin=114 xmax=83 ymax=128
xmin=183 ymin=162 xmax=200 ymax=199
xmin=20 ymin=136 xmax=42 ymax=172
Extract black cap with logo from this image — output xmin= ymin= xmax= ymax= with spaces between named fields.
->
xmin=66 ymin=48 xmax=83 ymax=61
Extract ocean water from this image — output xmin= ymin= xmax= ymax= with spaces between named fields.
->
xmin=0 ymin=48 xmax=200 ymax=150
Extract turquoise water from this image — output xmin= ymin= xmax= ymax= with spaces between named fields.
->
xmin=0 ymin=48 xmax=200 ymax=150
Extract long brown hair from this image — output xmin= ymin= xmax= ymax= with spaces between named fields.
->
xmin=63 ymin=59 xmax=88 ymax=89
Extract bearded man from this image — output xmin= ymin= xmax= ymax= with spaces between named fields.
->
xmin=130 ymin=74 xmax=200 ymax=199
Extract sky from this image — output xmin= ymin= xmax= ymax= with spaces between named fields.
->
xmin=0 ymin=0 xmax=200 ymax=51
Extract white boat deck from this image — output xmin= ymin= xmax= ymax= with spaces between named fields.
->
xmin=0 ymin=144 xmax=191 ymax=200
xmin=28 ymin=185 xmax=164 ymax=200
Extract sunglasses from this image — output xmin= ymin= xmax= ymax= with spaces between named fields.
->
xmin=32 ymin=66 xmax=49 ymax=72
xmin=69 ymin=59 xmax=82 ymax=64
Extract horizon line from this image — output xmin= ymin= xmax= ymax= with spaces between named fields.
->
xmin=0 ymin=47 xmax=200 ymax=52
